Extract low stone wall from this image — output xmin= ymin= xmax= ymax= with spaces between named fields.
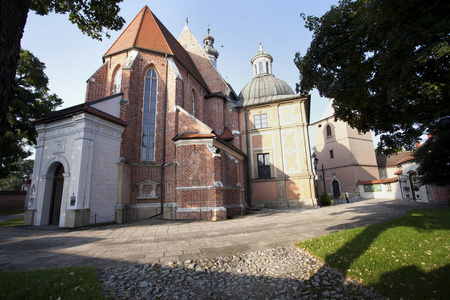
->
xmin=0 ymin=191 xmax=26 ymax=210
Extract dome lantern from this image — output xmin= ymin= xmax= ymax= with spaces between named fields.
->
xmin=251 ymin=42 xmax=273 ymax=77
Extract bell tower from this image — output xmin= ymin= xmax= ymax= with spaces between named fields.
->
xmin=203 ymin=27 xmax=219 ymax=67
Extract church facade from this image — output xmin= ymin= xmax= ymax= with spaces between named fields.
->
xmin=24 ymin=6 xmax=314 ymax=228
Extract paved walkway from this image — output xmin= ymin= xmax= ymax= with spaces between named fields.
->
xmin=0 ymin=198 xmax=443 ymax=271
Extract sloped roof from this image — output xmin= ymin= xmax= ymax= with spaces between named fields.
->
xmin=357 ymin=177 xmax=398 ymax=185
xmin=396 ymin=154 xmax=415 ymax=165
xmin=33 ymin=96 xmax=127 ymax=127
xmin=219 ymin=127 xmax=234 ymax=141
xmin=104 ymin=6 xmax=209 ymax=91
xmin=394 ymin=169 xmax=403 ymax=175
xmin=377 ymin=151 xmax=413 ymax=168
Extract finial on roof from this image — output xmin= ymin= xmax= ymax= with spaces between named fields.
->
xmin=207 ymin=24 xmax=210 ymax=35
xmin=186 ymin=17 xmax=188 ymax=25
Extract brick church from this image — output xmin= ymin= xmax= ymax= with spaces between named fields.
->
xmin=25 ymin=6 xmax=315 ymax=227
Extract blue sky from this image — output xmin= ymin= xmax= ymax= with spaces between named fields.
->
xmin=21 ymin=0 xmax=340 ymax=125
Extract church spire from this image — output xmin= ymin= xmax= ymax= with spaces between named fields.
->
xmin=203 ymin=26 xmax=219 ymax=68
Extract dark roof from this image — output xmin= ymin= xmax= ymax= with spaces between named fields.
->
xmin=357 ymin=177 xmax=398 ymax=185
xmin=377 ymin=151 xmax=413 ymax=168
xmin=103 ymin=6 xmax=209 ymax=92
xmin=172 ymin=131 xmax=246 ymax=158
xmin=219 ymin=127 xmax=234 ymax=141
xmin=33 ymin=99 xmax=127 ymax=127
xmin=396 ymin=154 xmax=415 ymax=165
xmin=172 ymin=133 xmax=216 ymax=140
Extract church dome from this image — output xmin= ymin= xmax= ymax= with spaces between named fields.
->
xmin=238 ymin=43 xmax=295 ymax=106
xmin=238 ymin=74 xmax=295 ymax=106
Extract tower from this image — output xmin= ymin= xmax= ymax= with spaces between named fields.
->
xmin=202 ymin=28 xmax=219 ymax=68
xmin=238 ymin=44 xmax=316 ymax=208
xmin=311 ymin=102 xmax=379 ymax=197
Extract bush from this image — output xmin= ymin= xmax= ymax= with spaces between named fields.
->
xmin=320 ymin=192 xmax=333 ymax=206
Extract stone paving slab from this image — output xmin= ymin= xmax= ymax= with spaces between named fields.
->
xmin=0 ymin=198 xmax=444 ymax=270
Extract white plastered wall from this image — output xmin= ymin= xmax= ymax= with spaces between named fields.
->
xmin=29 ymin=112 xmax=124 ymax=227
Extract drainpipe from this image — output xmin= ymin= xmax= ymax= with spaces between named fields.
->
xmin=244 ymin=108 xmax=252 ymax=207
xmin=160 ymin=54 xmax=169 ymax=216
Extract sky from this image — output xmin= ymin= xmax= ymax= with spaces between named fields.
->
xmin=21 ymin=0 xmax=341 ymax=122
xmin=21 ymin=0 xmax=379 ymax=155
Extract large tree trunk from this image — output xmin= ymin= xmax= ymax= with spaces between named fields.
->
xmin=0 ymin=0 xmax=30 ymax=172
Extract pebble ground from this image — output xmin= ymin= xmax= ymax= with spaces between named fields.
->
xmin=98 ymin=246 xmax=386 ymax=299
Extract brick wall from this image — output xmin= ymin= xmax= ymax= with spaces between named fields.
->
xmin=0 ymin=191 xmax=26 ymax=210
xmin=431 ymin=185 xmax=450 ymax=204
xmin=84 ymin=44 xmax=246 ymax=219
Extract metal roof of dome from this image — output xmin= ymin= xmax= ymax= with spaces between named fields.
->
xmin=251 ymin=45 xmax=273 ymax=64
xmin=238 ymin=74 xmax=295 ymax=106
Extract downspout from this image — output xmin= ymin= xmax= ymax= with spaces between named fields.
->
xmin=244 ymin=108 xmax=252 ymax=207
xmin=160 ymin=54 xmax=169 ymax=216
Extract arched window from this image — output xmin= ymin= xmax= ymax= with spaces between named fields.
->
xmin=326 ymin=125 xmax=332 ymax=138
xmin=113 ymin=69 xmax=122 ymax=94
xmin=141 ymin=68 xmax=158 ymax=161
xmin=259 ymin=62 xmax=263 ymax=75
xmin=191 ymin=90 xmax=196 ymax=116
xmin=265 ymin=62 xmax=269 ymax=74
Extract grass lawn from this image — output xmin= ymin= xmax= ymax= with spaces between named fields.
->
xmin=0 ymin=217 xmax=24 ymax=228
xmin=0 ymin=210 xmax=24 ymax=217
xmin=0 ymin=210 xmax=24 ymax=228
xmin=0 ymin=267 xmax=104 ymax=300
xmin=296 ymin=208 xmax=450 ymax=300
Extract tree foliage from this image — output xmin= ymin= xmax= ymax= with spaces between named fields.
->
xmin=0 ymin=159 xmax=34 ymax=191
xmin=296 ymin=0 xmax=449 ymax=150
xmin=413 ymin=117 xmax=450 ymax=186
xmin=1 ymin=49 xmax=62 ymax=178
xmin=30 ymin=0 xmax=125 ymax=41
xmin=295 ymin=0 xmax=450 ymax=186
xmin=0 ymin=0 xmax=125 ymax=175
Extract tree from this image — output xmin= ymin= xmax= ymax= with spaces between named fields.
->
xmin=1 ymin=49 xmax=62 ymax=178
xmin=413 ymin=117 xmax=450 ymax=186
xmin=0 ymin=0 xmax=125 ymax=174
xmin=0 ymin=159 xmax=34 ymax=191
xmin=295 ymin=0 xmax=450 ymax=185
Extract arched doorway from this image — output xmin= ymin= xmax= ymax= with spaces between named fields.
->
xmin=332 ymin=180 xmax=341 ymax=197
xmin=49 ymin=164 xmax=64 ymax=225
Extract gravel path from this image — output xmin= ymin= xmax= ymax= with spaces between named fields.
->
xmin=97 ymin=246 xmax=386 ymax=299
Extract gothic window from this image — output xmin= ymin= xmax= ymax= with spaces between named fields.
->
xmin=326 ymin=125 xmax=332 ymax=138
xmin=191 ymin=90 xmax=196 ymax=116
xmin=141 ymin=68 xmax=158 ymax=162
xmin=113 ymin=69 xmax=122 ymax=94
xmin=257 ymin=153 xmax=271 ymax=179
xmin=254 ymin=113 xmax=268 ymax=129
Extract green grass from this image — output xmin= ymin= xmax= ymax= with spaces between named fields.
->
xmin=0 ymin=267 xmax=104 ymax=300
xmin=296 ymin=209 xmax=450 ymax=299
xmin=0 ymin=217 xmax=23 ymax=228
xmin=0 ymin=210 xmax=24 ymax=217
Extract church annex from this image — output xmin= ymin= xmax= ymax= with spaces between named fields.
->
xmin=25 ymin=6 xmax=314 ymax=228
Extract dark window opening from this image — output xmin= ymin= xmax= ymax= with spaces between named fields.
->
xmin=257 ymin=153 xmax=271 ymax=179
